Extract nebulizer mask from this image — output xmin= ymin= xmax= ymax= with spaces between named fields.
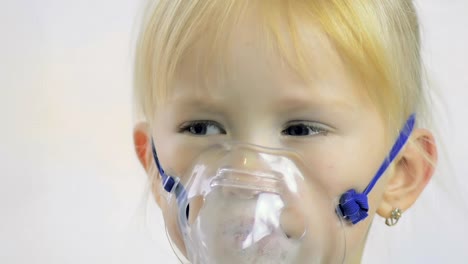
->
xmin=151 ymin=115 xmax=416 ymax=264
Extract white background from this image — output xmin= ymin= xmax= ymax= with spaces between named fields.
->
xmin=1 ymin=0 xmax=467 ymax=263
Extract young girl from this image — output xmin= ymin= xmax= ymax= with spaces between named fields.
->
xmin=131 ymin=0 xmax=437 ymax=263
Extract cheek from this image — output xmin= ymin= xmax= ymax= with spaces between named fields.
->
xmin=153 ymin=133 xmax=205 ymax=178
xmin=306 ymin=148 xmax=385 ymax=197
xmin=312 ymin=119 xmax=389 ymax=194
xmin=302 ymin=135 xmax=391 ymax=259
xmin=159 ymin=195 xmax=188 ymax=257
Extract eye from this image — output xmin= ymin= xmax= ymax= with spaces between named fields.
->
xmin=179 ymin=121 xmax=226 ymax=136
xmin=282 ymin=122 xmax=328 ymax=137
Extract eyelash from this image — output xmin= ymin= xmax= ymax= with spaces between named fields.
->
xmin=179 ymin=121 xmax=226 ymax=136
xmin=281 ymin=122 xmax=328 ymax=137
xmin=178 ymin=121 xmax=328 ymax=137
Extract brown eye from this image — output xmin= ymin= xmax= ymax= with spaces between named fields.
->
xmin=189 ymin=123 xmax=207 ymax=134
xmin=180 ymin=121 xmax=226 ymax=136
xmin=282 ymin=123 xmax=327 ymax=136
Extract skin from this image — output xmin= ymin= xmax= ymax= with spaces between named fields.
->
xmin=133 ymin=16 xmax=437 ymax=264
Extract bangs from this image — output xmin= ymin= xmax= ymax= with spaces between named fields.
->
xmin=134 ymin=0 xmax=423 ymax=132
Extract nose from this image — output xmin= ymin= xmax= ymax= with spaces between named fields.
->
xmin=212 ymin=145 xmax=285 ymax=197
xmin=216 ymin=147 xmax=307 ymax=240
xmin=231 ymin=122 xmax=283 ymax=149
xmin=221 ymin=143 xmax=279 ymax=171
xmin=216 ymin=169 xmax=281 ymax=199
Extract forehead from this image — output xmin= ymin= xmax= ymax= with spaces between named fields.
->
xmin=167 ymin=10 xmax=368 ymax=110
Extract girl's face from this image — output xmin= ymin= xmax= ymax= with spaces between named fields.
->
xmin=150 ymin=19 xmax=394 ymax=263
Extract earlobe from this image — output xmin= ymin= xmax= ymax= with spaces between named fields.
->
xmin=133 ymin=122 xmax=151 ymax=171
xmin=377 ymin=129 xmax=438 ymax=218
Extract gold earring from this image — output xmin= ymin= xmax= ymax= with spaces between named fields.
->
xmin=385 ymin=208 xmax=402 ymax=226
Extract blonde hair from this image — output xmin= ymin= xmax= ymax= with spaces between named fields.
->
xmin=134 ymin=0 xmax=428 ymax=134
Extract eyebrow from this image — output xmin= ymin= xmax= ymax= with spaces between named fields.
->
xmin=168 ymin=82 xmax=357 ymax=114
xmin=167 ymin=94 xmax=355 ymax=121
xmin=272 ymin=91 xmax=356 ymax=113
xmin=167 ymin=93 xmax=225 ymax=112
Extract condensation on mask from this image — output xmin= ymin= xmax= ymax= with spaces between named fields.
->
xmin=160 ymin=143 xmax=347 ymax=264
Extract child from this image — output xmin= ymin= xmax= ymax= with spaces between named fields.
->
xmin=132 ymin=0 xmax=437 ymax=263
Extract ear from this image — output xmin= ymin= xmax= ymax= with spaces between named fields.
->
xmin=376 ymin=128 xmax=438 ymax=218
xmin=133 ymin=122 xmax=165 ymax=207
xmin=133 ymin=122 xmax=151 ymax=171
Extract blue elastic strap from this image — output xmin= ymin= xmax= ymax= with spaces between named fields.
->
xmin=151 ymin=141 xmax=188 ymax=218
xmin=338 ymin=114 xmax=416 ymax=224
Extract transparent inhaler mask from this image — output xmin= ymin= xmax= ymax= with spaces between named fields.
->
xmin=160 ymin=143 xmax=346 ymax=264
